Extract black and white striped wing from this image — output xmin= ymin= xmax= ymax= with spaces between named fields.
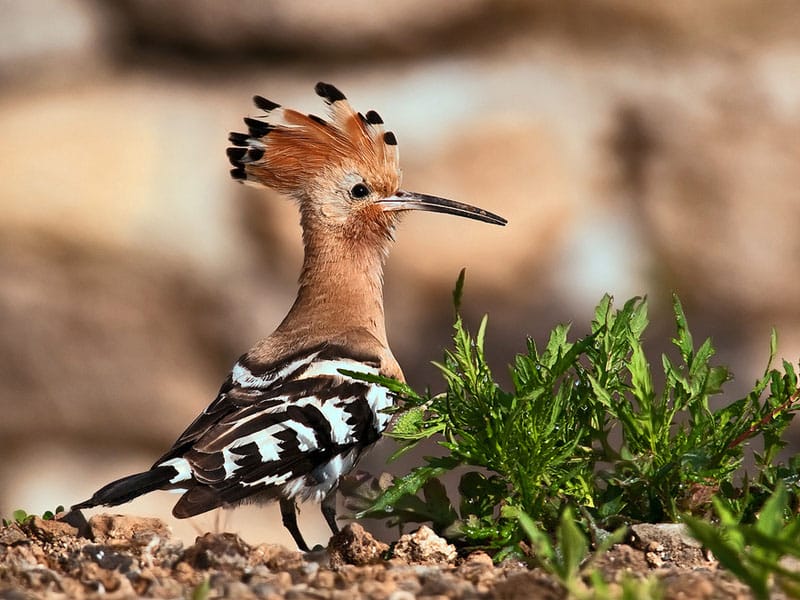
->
xmin=153 ymin=344 xmax=394 ymax=518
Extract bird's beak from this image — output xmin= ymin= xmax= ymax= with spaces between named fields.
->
xmin=378 ymin=190 xmax=507 ymax=226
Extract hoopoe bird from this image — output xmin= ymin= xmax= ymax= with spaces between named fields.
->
xmin=72 ymin=82 xmax=506 ymax=551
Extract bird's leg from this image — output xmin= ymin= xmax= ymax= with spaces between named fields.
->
xmin=321 ymin=490 xmax=339 ymax=535
xmin=280 ymin=498 xmax=310 ymax=552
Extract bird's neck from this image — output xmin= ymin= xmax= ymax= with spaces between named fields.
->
xmin=275 ymin=228 xmax=391 ymax=349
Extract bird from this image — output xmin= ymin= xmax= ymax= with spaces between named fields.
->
xmin=72 ymin=82 xmax=507 ymax=551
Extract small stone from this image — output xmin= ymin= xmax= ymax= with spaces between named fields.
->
xmin=492 ymin=570 xmax=563 ymax=600
xmin=361 ymin=577 xmax=395 ymax=597
xmin=285 ymin=583 xmax=316 ymax=600
xmin=328 ymin=523 xmax=389 ymax=568
xmin=88 ymin=513 xmax=170 ymax=546
xmin=80 ymin=560 xmax=124 ymax=593
xmin=29 ymin=516 xmax=78 ymax=541
xmin=252 ymin=543 xmax=305 ymax=571
xmin=630 ymin=523 xmax=709 ymax=569
xmin=182 ymin=532 xmax=250 ymax=569
xmin=392 ymin=526 xmax=457 ymax=565
xmin=172 ymin=560 xmax=196 ymax=584
xmin=82 ymin=543 xmax=135 ymax=572
xmin=463 ymin=550 xmax=493 ymax=566
xmin=458 ymin=551 xmax=497 ymax=590
xmin=395 ymin=576 xmax=422 ymax=595
xmin=0 ymin=523 xmax=28 ymax=545
xmin=224 ymin=580 xmax=256 ymax=599
xmin=645 ymin=551 xmax=664 ymax=568
xmin=779 ymin=554 xmax=800 ymax=574
xmin=313 ymin=569 xmax=336 ymax=589
xmin=273 ymin=570 xmax=293 ymax=588
xmin=661 ymin=570 xmax=717 ymax=599
xmin=630 ymin=523 xmax=701 ymax=550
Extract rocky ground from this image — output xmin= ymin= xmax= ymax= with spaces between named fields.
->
xmin=2 ymin=3 xmax=800 ymax=598
xmin=0 ymin=513 xmax=773 ymax=599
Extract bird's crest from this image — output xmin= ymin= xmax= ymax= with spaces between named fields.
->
xmin=227 ymin=82 xmax=401 ymax=198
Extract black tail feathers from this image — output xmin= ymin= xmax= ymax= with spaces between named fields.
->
xmin=71 ymin=466 xmax=176 ymax=511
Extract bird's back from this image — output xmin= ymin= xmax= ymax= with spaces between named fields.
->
xmin=154 ymin=339 xmax=396 ymax=518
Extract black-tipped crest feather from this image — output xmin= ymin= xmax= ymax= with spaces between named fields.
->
xmin=253 ymin=95 xmax=280 ymax=112
xmin=244 ymin=117 xmax=272 ymax=138
xmin=365 ymin=110 xmax=383 ymax=125
xmin=229 ymin=132 xmax=250 ymax=147
xmin=314 ymin=82 xmax=346 ymax=103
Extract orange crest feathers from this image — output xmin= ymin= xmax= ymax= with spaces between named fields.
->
xmin=227 ymin=82 xmax=401 ymax=198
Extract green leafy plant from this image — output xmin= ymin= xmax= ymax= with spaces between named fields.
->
xmin=41 ymin=505 xmax=64 ymax=521
xmin=685 ymin=484 xmax=800 ymax=599
xmin=343 ymin=272 xmax=800 ymax=560
xmin=506 ymin=505 xmax=659 ymax=599
xmin=508 ymin=506 xmax=603 ymax=585
xmin=5 ymin=509 xmax=34 ymax=526
xmin=2 ymin=505 xmax=65 ymax=526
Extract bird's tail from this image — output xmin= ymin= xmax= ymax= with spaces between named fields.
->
xmin=71 ymin=465 xmax=177 ymax=510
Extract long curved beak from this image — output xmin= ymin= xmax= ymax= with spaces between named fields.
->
xmin=378 ymin=190 xmax=507 ymax=226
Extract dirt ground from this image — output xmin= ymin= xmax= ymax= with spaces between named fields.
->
xmin=0 ymin=512 xmax=778 ymax=599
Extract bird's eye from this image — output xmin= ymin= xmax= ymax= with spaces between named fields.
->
xmin=350 ymin=183 xmax=370 ymax=199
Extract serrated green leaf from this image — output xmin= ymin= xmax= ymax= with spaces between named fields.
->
xmin=592 ymin=294 xmax=613 ymax=334
xmin=337 ymin=369 xmax=419 ymax=398
xmin=671 ymin=294 xmax=694 ymax=361
xmin=356 ymin=459 xmax=456 ymax=518
xmin=705 ymin=365 xmax=731 ymax=395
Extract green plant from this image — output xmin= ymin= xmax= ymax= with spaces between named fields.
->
xmin=1 ymin=505 xmax=65 ymax=526
xmin=41 ymin=505 xmax=64 ymax=521
xmin=4 ymin=509 xmax=34 ymax=527
xmin=685 ymin=484 xmax=800 ymax=600
xmin=343 ymin=272 xmax=800 ymax=559
xmin=512 ymin=505 xmax=589 ymax=586
xmin=191 ymin=577 xmax=211 ymax=600
xmin=507 ymin=506 xmax=659 ymax=599
xmin=509 ymin=506 xmax=607 ymax=585
xmin=589 ymin=298 xmax=799 ymax=524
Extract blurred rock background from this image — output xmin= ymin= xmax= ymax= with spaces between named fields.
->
xmin=2 ymin=0 xmax=799 ymax=548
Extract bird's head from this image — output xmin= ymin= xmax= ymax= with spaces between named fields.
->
xmin=227 ymin=82 xmax=506 ymax=241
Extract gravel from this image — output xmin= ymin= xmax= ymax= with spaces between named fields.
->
xmin=0 ymin=513 xmax=777 ymax=599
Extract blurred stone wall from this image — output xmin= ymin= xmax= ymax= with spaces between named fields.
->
xmin=2 ymin=0 xmax=799 ymax=547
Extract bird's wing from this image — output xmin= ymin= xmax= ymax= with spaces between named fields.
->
xmin=156 ymin=345 xmax=321 ymax=457
xmin=152 ymin=343 xmax=395 ymax=517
